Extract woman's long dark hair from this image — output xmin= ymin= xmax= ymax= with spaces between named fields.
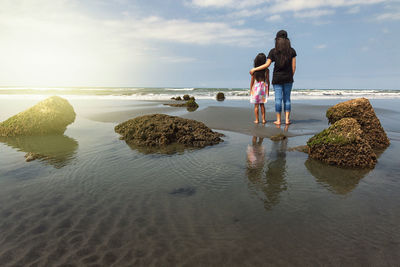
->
xmin=275 ymin=37 xmax=292 ymax=68
xmin=253 ymin=53 xmax=266 ymax=82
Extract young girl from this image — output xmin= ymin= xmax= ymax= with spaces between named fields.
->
xmin=250 ymin=53 xmax=270 ymax=124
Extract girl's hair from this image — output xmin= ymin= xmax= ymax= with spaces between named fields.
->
xmin=253 ymin=53 xmax=266 ymax=82
xmin=275 ymin=37 xmax=292 ymax=68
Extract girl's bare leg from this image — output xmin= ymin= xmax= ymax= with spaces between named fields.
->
xmin=260 ymin=104 xmax=266 ymax=124
xmin=254 ymin=104 xmax=259 ymax=123
xmin=285 ymin=111 xmax=291 ymax=125
xmin=274 ymin=112 xmax=281 ymax=125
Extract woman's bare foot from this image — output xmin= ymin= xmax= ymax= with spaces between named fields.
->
xmin=254 ymin=120 xmax=259 ymax=124
xmin=262 ymin=120 xmax=267 ymax=124
xmin=273 ymin=121 xmax=281 ymax=125
xmin=285 ymin=121 xmax=291 ymax=125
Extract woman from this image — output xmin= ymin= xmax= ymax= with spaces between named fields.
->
xmin=250 ymin=30 xmax=297 ymax=125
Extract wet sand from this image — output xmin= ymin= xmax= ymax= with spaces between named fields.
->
xmin=1 ymin=97 xmax=400 ymax=266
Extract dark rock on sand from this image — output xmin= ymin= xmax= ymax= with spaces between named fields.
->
xmin=216 ymin=92 xmax=225 ymax=101
xmin=186 ymin=99 xmax=199 ymax=111
xmin=270 ymin=133 xmax=287 ymax=141
xmin=115 ymin=114 xmax=224 ymax=148
xmin=190 ymin=96 xmax=195 ymax=101
xmin=174 ymin=96 xmax=182 ymax=101
xmin=326 ymin=98 xmax=390 ymax=150
xmin=307 ymin=118 xmax=377 ymax=168
xmin=183 ymin=94 xmax=190 ymax=101
xmin=0 ymin=96 xmax=76 ymax=136
xmin=164 ymin=98 xmax=199 ymax=111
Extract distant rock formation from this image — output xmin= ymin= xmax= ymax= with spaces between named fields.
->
xmin=0 ymin=96 xmax=76 ymax=136
xmin=183 ymin=94 xmax=190 ymax=101
xmin=307 ymin=118 xmax=377 ymax=168
xmin=164 ymin=97 xmax=199 ymax=111
xmin=115 ymin=114 xmax=223 ymax=149
xmin=216 ymin=92 xmax=225 ymax=101
xmin=326 ymin=98 xmax=389 ymax=150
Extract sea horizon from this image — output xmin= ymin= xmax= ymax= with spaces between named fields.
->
xmin=1 ymin=86 xmax=400 ymax=100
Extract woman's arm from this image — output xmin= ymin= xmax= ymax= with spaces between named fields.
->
xmin=250 ymin=59 xmax=272 ymax=75
xmin=292 ymin=57 xmax=296 ymax=76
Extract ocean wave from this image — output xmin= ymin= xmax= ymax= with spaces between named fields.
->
xmin=0 ymin=87 xmax=399 ymax=100
xmin=165 ymin=88 xmax=195 ymax=91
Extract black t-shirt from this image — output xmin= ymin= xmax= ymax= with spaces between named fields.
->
xmin=267 ymin=48 xmax=297 ymax=84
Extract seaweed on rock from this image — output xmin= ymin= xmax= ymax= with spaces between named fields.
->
xmin=115 ymin=114 xmax=223 ymax=151
xmin=0 ymin=96 xmax=76 ymax=136
xmin=307 ymin=118 xmax=377 ymax=168
xmin=326 ymin=98 xmax=389 ymax=149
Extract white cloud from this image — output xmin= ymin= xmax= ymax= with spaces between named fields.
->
xmin=268 ymin=0 xmax=386 ymax=13
xmin=189 ymin=0 xmax=268 ymax=9
xmin=0 ymin=0 xmax=266 ymax=86
xmin=294 ymin=9 xmax=335 ymax=18
xmin=375 ymin=12 xmax=400 ymax=20
xmin=347 ymin=6 xmax=360 ymax=14
xmin=189 ymin=0 xmax=388 ymax=20
xmin=314 ymin=44 xmax=327 ymax=49
xmin=267 ymin=14 xmax=282 ymax=21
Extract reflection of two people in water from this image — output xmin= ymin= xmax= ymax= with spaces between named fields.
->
xmin=246 ymin=125 xmax=289 ymax=210
xmin=246 ymin=124 xmax=373 ymax=204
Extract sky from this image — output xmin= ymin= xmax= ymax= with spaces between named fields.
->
xmin=0 ymin=0 xmax=399 ymax=89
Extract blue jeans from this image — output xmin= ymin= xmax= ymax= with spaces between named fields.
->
xmin=273 ymin=83 xmax=293 ymax=112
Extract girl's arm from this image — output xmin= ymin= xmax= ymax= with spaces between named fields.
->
xmin=292 ymin=57 xmax=296 ymax=76
xmin=250 ymin=59 xmax=272 ymax=75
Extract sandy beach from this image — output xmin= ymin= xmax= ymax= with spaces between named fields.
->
xmin=0 ymin=96 xmax=400 ymax=266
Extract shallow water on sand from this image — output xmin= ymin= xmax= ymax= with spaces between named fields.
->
xmin=0 ymin=98 xmax=399 ymax=266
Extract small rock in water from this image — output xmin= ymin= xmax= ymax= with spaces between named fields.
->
xmin=216 ymin=92 xmax=225 ymax=101
xmin=270 ymin=133 xmax=287 ymax=141
xmin=169 ymin=186 xmax=196 ymax=197
xmin=183 ymin=94 xmax=190 ymax=101
xmin=24 ymin=152 xmax=43 ymax=162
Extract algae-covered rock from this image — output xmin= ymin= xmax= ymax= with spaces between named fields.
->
xmin=175 ymin=96 xmax=182 ymax=101
xmin=115 ymin=114 xmax=223 ymax=149
xmin=183 ymin=94 xmax=190 ymax=101
xmin=164 ymin=98 xmax=199 ymax=111
xmin=216 ymin=92 xmax=225 ymax=101
xmin=307 ymin=118 xmax=377 ymax=168
xmin=0 ymin=96 xmax=76 ymax=136
xmin=326 ymin=98 xmax=389 ymax=150
xmin=186 ymin=99 xmax=199 ymax=110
